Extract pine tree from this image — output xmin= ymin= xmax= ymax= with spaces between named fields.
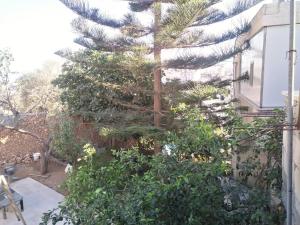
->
xmin=58 ymin=0 xmax=263 ymax=127
xmin=54 ymin=0 xmax=264 ymax=154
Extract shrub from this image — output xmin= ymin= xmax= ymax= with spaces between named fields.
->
xmin=51 ymin=115 xmax=83 ymax=164
xmin=41 ymin=148 xmax=281 ymax=225
xmin=41 ymin=108 xmax=284 ymax=225
xmin=166 ymin=106 xmax=230 ymax=161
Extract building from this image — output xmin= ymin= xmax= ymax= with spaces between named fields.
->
xmin=233 ymin=1 xmax=300 ymax=114
xmin=233 ymin=2 xmax=300 ymax=224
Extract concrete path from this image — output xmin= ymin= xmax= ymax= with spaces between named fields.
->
xmin=0 ymin=177 xmax=64 ymax=225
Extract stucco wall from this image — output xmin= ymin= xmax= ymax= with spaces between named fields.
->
xmin=263 ymin=24 xmax=300 ymax=107
xmin=240 ymin=29 xmax=265 ymax=107
xmin=234 ymin=2 xmax=300 ymax=110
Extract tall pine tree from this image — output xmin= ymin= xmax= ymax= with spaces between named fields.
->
xmin=56 ymin=0 xmax=263 ymax=140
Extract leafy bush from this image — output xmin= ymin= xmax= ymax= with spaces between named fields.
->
xmin=184 ymin=84 xmax=229 ymax=104
xmin=41 ymin=150 xmax=281 ymax=225
xmin=51 ymin=115 xmax=83 ymax=164
xmin=229 ymin=110 xmax=285 ymax=191
xmin=41 ymin=108 xmax=284 ymax=225
xmin=100 ymin=125 xmax=166 ymax=154
xmin=52 ymin=51 xmax=153 ymax=124
xmin=166 ymin=106 xmax=230 ymax=161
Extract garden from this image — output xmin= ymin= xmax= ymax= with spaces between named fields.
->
xmin=0 ymin=0 xmax=286 ymax=224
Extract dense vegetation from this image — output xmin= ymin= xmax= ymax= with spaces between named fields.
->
xmin=42 ymin=150 xmax=280 ymax=225
xmin=53 ymin=51 xmax=154 ymax=125
xmin=37 ymin=0 xmax=285 ymax=224
xmin=57 ymin=0 xmax=263 ymax=128
xmin=41 ymin=107 xmax=285 ymax=225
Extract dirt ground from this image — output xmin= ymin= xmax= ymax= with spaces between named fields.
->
xmin=2 ymin=160 xmax=67 ymax=195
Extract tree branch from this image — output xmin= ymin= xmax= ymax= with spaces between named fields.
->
xmin=0 ymin=124 xmax=47 ymax=147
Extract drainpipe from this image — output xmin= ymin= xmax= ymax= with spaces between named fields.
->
xmin=287 ymin=0 xmax=297 ymax=225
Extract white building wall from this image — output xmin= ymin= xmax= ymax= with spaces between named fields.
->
xmin=240 ymin=30 xmax=265 ymax=107
xmin=262 ymin=24 xmax=300 ymax=107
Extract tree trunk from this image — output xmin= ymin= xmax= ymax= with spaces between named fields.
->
xmin=40 ymin=145 xmax=49 ymax=175
xmin=153 ymin=0 xmax=162 ymax=154
xmin=154 ymin=0 xmax=162 ymax=128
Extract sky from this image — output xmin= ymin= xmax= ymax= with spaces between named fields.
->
xmin=0 ymin=0 xmax=273 ymax=74
xmin=0 ymin=0 xmax=131 ymax=73
xmin=0 ymin=0 xmax=73 ymax=72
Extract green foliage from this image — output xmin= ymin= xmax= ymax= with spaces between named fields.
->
xmin=163 ymin=80 xmax=230 ymax=108
xmin=99 ymin=125 xmax=166 ymax=154
xmin=41 ymin=108 xmax=283 ymax=225
xmin=228 ymin=110 xmax=285 ymax=191
xmin=41 ymin=148 xmax=281 ymax=225
xmin=100 ymin=125 xmax=165 ymax=141
xmin=184 ymin=84 xmax=228 ymax=104
xmin=51 ymin=115 xmax=83 ymax=164
xmin=59 ymin=0 xmax=260 ymax=69
xmin=166 ymin=105 xmax=229 ymax=161
xmin=53 ymin=50 xmax=154 ymax=124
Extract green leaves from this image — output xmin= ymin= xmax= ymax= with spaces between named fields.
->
xmin=53 ymin=50 xmax=154 ymax=125
xmin=42 ymin=148 xmax=282 ymax=225
xmin=228 ymin=110 xmax=285 ymax=191
xmin=166 ymin=106 xmax=227 ymax=160
xmin=51 ymin=115 xmax=84 ymax=164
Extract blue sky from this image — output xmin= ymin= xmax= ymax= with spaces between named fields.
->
xmin=0 ymin=0 xmax=272 ymax=74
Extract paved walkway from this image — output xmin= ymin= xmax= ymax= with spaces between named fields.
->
xmin=0 ymin=177 xmax=64 ymax=225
